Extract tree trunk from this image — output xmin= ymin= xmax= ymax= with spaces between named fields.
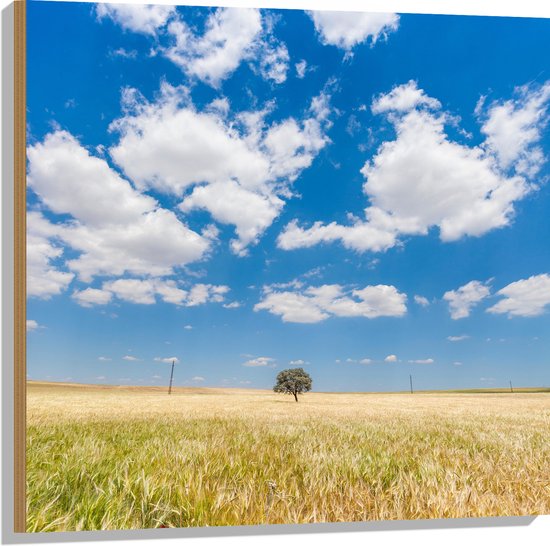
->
xmin=293 ymin=391 xmax=298 ymax=402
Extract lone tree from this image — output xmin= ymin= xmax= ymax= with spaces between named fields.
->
xmin=273 ymin=368 xmax=312 ymax=402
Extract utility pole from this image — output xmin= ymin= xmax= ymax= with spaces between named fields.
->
xmin=168 ymin=359 xmax=175 ymax=395
xmin=509 ymin=380 xmax=514 ymax=393
xmin=410 ymin=374 xmax=413 ymax=394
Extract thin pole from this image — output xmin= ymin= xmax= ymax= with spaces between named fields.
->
xmin=509 ymin=380 xmax=513 ymax=393
xmin=410 ymin=375 xmax=413 ymax=394
xmin=168 ymin=359 xmax=175 ymax=395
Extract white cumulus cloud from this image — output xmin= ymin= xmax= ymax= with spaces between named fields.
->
xmin=27 ymin=212 xmax=74 ymax=299
xmin=278 ymin=81 xmax=543 ymax=255
xmin=98 ymin=6 xmax=290 ymax=87
xmin=255 ymin=282 xmax=407 ymax=323
xmin=99 ymin=279 xmax=229 ymax=307
xmin=164 ymin=8 xmax=262 ymax=86
xmin=384 ymin=354 xmax=398 ymax=362
xmin=408 ymin=358 xmax=434 ymax=364
xmin=289 ymin=359 xmax=309 ymax=366
xmin=487 ymin=273 xmax=550 ymax=317
xmin=110 ymin=82 xmax=332 ymax=255
xmin=480 ymin=81 xmax=550 ymax=176
xmin=164 ymin=8 xmax=288 ymax=87
xmin=180 ymin=180 xmax=284 ymax=256
xmin=443 ymin=280 xmax=491 ymax=319
xmin=27 ymin=130 xmax=210 ymax=283
xmin=26 ymin=319 xmax=41 ymax=332
xmin=372 ymin=80 xmax=441 ymax=113
xmin=96 ymin=3 xmax=175 ymax=35
xmin=223 ymin=301 xmax=241 ymax=309
xmin=256 ymin=39 xmax=289 ymax=84
xmin=72 ymin=288 xmax=113 ymax=308
xmin=154 ymin=357 xmax=180 ymax=364
xmin=309 ymin=11 xmax=399 ymax=50
xmin=243 ymin=356 xmax=276 ymax=367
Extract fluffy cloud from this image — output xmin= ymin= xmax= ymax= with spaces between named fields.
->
xmin=289 ymin=359 xmax=308 ymax=366
xmin=255 ymin=282 xmax=407 ymax=323
xmin=414 ymin=295 xmax=430 ymax=307
xmin=295 ymin=60 xmax=308 ymax=79
xmin=278 ymin=215 xmax=398 ymax=253
xmin=180 ymin=180 xmax=284 ymax=255
xmin=111 ymin=85 xmax=266 ymax=193
xmin=487 ymin=274 xmax=550 ymax=317
xmin=443 ymin=280 xmax=491 ymax=319
xmin=154 ymin=357 xmax=180 ymax=364
xmin=28 ymin=131 xmax=156 ymax=225
xmin=256 ymin=39 xmax=289 ymax=84
xmin=384 ymin=354 xmax=398 ymax=362
xmin=104 ymin=279 xmax=159 ymax=305
xmin=309 ymin=11 xmax=399 ymax=50
xmin=345 ymin=357 xmax=373 ymax=365
xmin=96 ymin=3 xmax=175 ymax=35
xmin=68 ymin=275 xmax=230 ymax=308
xmin=26 ymin=319 xmax=41 ymax=332
xmin=408 ymin=358 xmax=434 ymax=364
xmin=164 ymin=8 xmax=262 ymax=86
xmin=99 ymin=279 xmax=228 ymax=307
xmin=372 ymin=80 xmax=441 ymax=113
xmin=243 ymin=356 xmax=276 ymax=367
xmin=27 ymin=130 xmax=210 ymax=283
xmin=161 ymin=8 xmax=289 ymax=87
xmin=480 ymin=82 xmax=550 ymax=176
xmin=279 ymin=81 xmax=542 ymax=254
xmin=72 ymin=288 xmax=113 ymax=308
xmin=187 ymin=283 xmax=229 ymax=306
xmin=27 ymin=211 xmax=74 ymax=299
xmin=98 ymin=5 xmax=290 ymax=87
xmin=122 ymin=355 xmax=140 ymax=361
xmin=110 ymin=82 xmax=331 ymax=254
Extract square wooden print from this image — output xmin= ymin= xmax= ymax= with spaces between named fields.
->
xmin=19 ymin=0 xmax=550 ymax=533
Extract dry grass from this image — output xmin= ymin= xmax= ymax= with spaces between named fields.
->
xmin=26 ymin=381 xmax=550 ymax=531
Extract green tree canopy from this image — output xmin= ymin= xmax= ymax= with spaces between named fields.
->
xmin=273 ymin=368 xmax=312 ymax=402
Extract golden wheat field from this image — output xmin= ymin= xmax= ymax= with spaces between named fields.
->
xmin=26 ymin=381 xmax=550 ymax=532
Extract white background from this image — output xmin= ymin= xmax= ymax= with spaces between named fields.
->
xmin=1 ymin=1 xmax=549 ymax=545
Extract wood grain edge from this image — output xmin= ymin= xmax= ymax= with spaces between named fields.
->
xmin=14 ymin=0 xmax=26 ymax=534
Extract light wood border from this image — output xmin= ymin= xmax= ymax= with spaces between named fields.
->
xmin=14 ymin=0 xmax=26 ymax=533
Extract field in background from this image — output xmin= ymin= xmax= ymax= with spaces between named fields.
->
xmin=26 ymin=381 xmax=550 ymax=531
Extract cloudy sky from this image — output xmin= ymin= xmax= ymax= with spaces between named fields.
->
xmin=26 ymin=1 xmax=550 ymax=391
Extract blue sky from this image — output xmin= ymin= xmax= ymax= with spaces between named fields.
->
xmin=26 ymin=2 xmax=550 ymax=392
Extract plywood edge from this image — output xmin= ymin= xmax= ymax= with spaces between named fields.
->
xmin=14 ymin=0 xmax=27 ymax=534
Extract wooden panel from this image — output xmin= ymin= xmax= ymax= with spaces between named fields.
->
xmin=14 ymin=0 xmax=27 ymax=534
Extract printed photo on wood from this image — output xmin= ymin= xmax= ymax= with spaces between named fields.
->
xmin=20 ymin=0 xmax=550 ymax=534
